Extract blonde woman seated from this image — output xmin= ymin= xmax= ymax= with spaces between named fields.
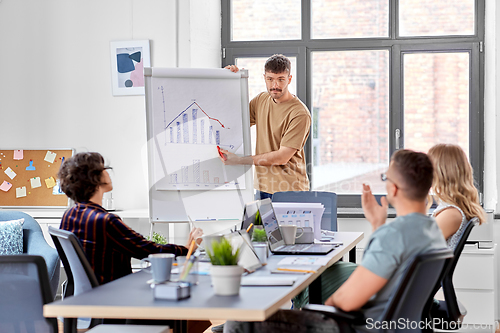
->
xmin=427 ymin=143 xmax=486 ymax=249
xmin=294 ymin=144 xmax=485 ymax=310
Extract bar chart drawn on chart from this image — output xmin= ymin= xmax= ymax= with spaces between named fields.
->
xmin=150 ymin=75 xmax=246 ymax=190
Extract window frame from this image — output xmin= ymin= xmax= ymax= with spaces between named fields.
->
xmin=221 ymin=0 xmax=485 ymax=207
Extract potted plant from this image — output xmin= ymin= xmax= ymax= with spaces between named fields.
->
xmin=251 ymin=228 xmax=268 ymax=264
xmin=206 ymin=237 xmax=243 ymax=296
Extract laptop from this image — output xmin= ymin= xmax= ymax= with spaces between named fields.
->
xmin=258 ymin=198 xmax=337 ymax=255
xmin=240 ymin=200 xmax=260 ymax=237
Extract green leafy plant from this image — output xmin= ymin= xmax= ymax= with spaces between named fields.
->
xmin=254 ymin=210 xmax=262 ymax=225
xmin=252 ymin=228 xmax=267 ymax=243
xmin=147 ymin=232 xmax=168 ymax=245
xmin=206 ymin=238 xmax=241 ymax=266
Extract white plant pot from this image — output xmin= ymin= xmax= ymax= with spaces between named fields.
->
xmin=252 ymin=242 xmax=268 ymax=264
xmin=210 ymin=265 xmax=244 ymax=296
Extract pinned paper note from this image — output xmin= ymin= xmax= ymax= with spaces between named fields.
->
xmin=0 ymin=181 xmax=12 ymax=192
xmin=44 ymin=151 xmax=57 ymax=163
xmin=16 ymin=186 xmax=27 ymax=198
xmin=52 ymin=179 xmax=64 ymax=195
xmin=30 ymin=177 xmax=42 ymax=189
xmin=4 ymin=167 xmax=16 ymax=180
xmin=13 ymin=150 xmax=23 ymax=160
xmin=45 ymin=176 xmax=56 ymax=188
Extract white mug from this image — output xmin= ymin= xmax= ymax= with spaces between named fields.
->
xmin=280 ymin=225 xmax=304 ymax=245
xmin=141 ymin=253 xmax=174 ymax=283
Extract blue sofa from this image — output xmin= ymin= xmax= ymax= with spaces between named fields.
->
xmin=0 ymin=211 xmax=60 ymax=300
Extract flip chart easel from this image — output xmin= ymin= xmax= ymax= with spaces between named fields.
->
xmin=144 ymin=67 xmax=253 ymax=224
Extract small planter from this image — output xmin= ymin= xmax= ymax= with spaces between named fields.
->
xmin=252 ymin=242 xmax=268 ymax=264
xmin=211 ymin=265 xmax=244 ymax=296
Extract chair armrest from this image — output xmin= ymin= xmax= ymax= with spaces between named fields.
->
xmin=302 ymin=304 xmax=365 ymax=325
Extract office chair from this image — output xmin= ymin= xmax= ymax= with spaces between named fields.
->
xmin=49 ymin=227 xmax=172 ymax=333
xmin=49 ymin=226 xmax=102 ymax=333
xmin=431 ymin=218 xmax=477 ymax=330
xmin=0 ymin=255 xmax=58 ymax=333
xmin=272 ymin=191 xmax=337 ymax=231
xmin=303 ymin=248 xmax=454 ymax=333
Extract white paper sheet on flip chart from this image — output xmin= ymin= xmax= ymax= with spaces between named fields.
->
xmin=272 ymin=202 xmax=325 ymax=240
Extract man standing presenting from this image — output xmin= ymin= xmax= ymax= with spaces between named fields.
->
xmin=222 ymin=54 xmax=311 ymax=199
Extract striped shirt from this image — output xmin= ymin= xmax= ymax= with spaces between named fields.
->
xmin=60 ymin=202 xmax=188 ymax=285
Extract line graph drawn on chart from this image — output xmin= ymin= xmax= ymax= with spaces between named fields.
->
xmin=151 ymin=76 xmax=246 ymax=190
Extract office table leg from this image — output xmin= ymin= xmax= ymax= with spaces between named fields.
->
xmin=308 ymin=274 xmax=322 ymax=304
xmin=349 ymin=246 xmax=356 ymax=263
xmin=174 ymin=319 xmax=187 ymax=333
xmin=63 ymin=317 xmax=77 ymax=333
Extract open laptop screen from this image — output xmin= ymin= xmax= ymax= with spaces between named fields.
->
xmin=258 ymin=198 xmax=283 ymax=246
xmin=240 ymin=200 xmax=260 ymax=232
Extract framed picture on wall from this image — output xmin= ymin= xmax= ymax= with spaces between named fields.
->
xmin=110 ymin=40 xmax=151 ymax=96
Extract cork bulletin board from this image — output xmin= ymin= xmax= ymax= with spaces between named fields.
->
xmin=0 ymin=149 xmax=74 ymax=207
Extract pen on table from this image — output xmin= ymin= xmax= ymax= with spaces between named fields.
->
xmin=246 ymin=222 xmax=254 ymax=233
xmin=276 ymin=268 xmax=317 ymax=274
xmin=180 ymin=251 xmax=199 ymax=281
xmin=185 ymin=240 xmax=196 ymax=261
xmin=180 ymin=241 xmax=196 ymax=279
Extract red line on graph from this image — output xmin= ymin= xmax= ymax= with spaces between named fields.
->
xmin=193 ymin=102 xmax=228 ymax=129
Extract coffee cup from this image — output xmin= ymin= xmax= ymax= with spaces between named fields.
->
xmin=280 ymin=225 xmax=304 ymax=245
xmin=141 ymin=253 xmax=174 ymax=283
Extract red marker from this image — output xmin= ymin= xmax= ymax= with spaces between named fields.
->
xmin=217 ymin=146 xmax=227 ymax=161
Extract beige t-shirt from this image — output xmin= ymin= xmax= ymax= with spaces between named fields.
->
xmin=249 ymin=92 xmax=311 ymax=194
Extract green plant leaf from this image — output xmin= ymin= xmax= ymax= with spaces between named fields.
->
xmin=206 ymin=237 xmax=241 ymax=266
xmin=252 ymin=228 xmax=267 ymax=242
xmin=146 ymin=232 xmax=168 ymax=245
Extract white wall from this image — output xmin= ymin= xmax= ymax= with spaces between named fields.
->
xmin=0 ymin=0 xmax=497 ymax=212
xmin=0 ymin=0 xmax=221 ymax=210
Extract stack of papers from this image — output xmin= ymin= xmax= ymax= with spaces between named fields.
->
xmin=271 ymin=257 xmax=330 ymax=274
xmin=272 ymin=202 xmax=325 ymax=240
xmin=241 ymin=276 xmax=296 ymax=286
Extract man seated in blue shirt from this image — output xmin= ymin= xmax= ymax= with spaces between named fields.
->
xmin=224 ymin=149 xmax=447 ymax=333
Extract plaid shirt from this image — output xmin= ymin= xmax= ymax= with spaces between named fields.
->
xmin=60 ymin=202 xmax=187 ymax=285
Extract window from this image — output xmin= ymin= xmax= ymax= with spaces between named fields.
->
xmin=222 ymin=0 xmax=484 ymax=206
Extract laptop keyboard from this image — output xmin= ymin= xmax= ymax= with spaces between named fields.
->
xmin=281 ymin=244 xmax=312 ymax=251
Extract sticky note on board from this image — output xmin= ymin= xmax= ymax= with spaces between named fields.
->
xmin=0 ymin=181 xmax=12 ymax=192
xmin=4 ymin=167 xmax=16 ymax=180
xmin=16 ymin=186 xmax=27 ymax=198
xmin=30 ymin=177 xmax=42 ymax=189
xmin=45 ymin=177 xmax=56 ymax=188
xmin=13 ymin=150 xmax=23 ymax=160
xmin=44 ymin=151 xmax=57 ymax=163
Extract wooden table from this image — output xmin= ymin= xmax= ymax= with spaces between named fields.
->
xmin=44 ymin=232 xmax=363 ymax=333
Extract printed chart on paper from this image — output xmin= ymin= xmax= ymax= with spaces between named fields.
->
xmin=150 ymin=76 xmax=246 ymax=190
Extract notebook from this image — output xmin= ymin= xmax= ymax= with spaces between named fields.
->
xmin=258 ymin=198 xmax=336 ymax=255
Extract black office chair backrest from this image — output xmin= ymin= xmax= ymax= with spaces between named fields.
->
xmin=48 ymin=226 xmax=99 ymax=297
xmin=0 ymin=255 xmax=58 ymax=333
xmin=441 ymin=218 xmax=477 ymax=322
xmin=272 ymin=191 xmax=337 ymax=231
xmin=380 ymin=248 xmax=453 ymax=332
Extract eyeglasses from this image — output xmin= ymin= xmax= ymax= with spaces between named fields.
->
xmin=381 ymin=173 xmax=404 ymax=190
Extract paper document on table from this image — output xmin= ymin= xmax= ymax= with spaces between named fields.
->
xmin=272 ymin=202 xmax=325 ymax=240
xmin=277 ymin=213 xmax=314 ymax=228
xmin=241 ymin=276 xmax=296 ymax=286
xmin=277 ymin=256 xmax=330 ymax=267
